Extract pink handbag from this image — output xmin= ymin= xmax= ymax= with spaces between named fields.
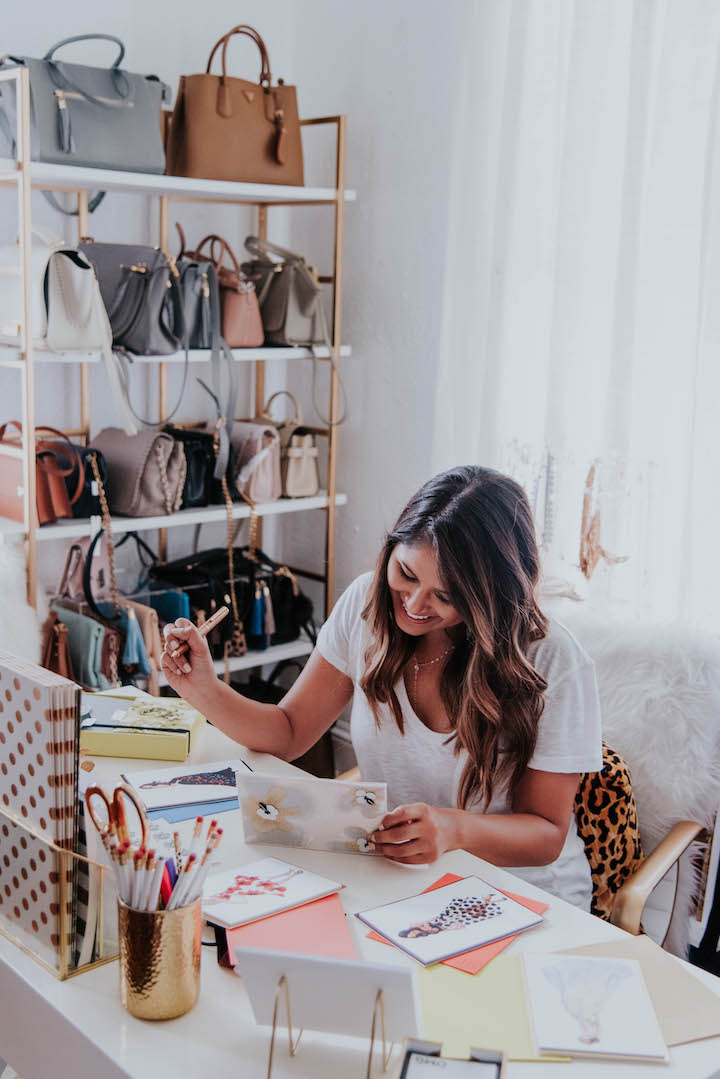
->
xmin=230 ymin=421 xmax=282 ymax=504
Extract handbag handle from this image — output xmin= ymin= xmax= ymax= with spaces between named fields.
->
xmin=245 ymin=235 xmax=309 ymax=267
xmin=44 ymin=35 xmax=131 ymax=105
xmin=44 ymin=34 xmax=126 ymax=69
xmin=206 ymin=25 xmax=272 ymax=86
xmin=261 ymin=390 xmax=304 ymax=427
xmin=194 ymin=234 xmax=244 ymax=276
xmin=0 ymin=421 xmax=85 ymax=505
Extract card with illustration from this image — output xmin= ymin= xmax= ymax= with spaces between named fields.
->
xmin=202 ymin=856 xmax=343 ymax=928
xmin=524 ymin=955 xmax=668 ymax=1062
xmin=124 ymin=758 xmax=252 ymax=812
xmin=357 ymin=876 xmax=544 ymax=966
xmin=236 ymin=771 xmax=387 ymax=855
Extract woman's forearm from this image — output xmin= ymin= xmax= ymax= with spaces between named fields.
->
xmin=444 ymin=808 xmax=566 ymax=867
xmin=191 ymin=678 xmax=295 ymax=758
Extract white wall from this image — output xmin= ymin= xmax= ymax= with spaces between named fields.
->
xmin=1 ymin=1 xmax=466 ymax=605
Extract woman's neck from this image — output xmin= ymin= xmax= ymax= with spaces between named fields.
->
xmin=412 ymin=627 xmax=456 ymax=663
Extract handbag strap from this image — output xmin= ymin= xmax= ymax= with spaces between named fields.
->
xmin=44 ymin=34 xmax=131 ymax=104
xmin=261 ymin=391 xmax=304 ymax=427
xmin=245 ymin=235 xmax=307 ymax=266
xmin=82 ymin=452 xmax=120 ymax=619
xmin=206 ymin=25 xmax=272 ymax=85
xmin=194 ymin=234 xmax=244 ymax=276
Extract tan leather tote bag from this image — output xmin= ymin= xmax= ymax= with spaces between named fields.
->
xmin=165 ymin=25 xmax=304 ymax=185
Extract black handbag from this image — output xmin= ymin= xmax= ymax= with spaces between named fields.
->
xmin=164 ymin=426 xmax=225 ymax=509
xmin=149 ymin=545 xmax=314 ymax=653
xmin=34 ymin=438 xmax=108 ymax=519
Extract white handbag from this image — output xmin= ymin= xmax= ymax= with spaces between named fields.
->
xmin=230 ymin=421 xmax=282 ymax=504
xmin=0 ymin=231 xmax=138 ymax=434
xmin=259 ymin=391 xmax=320 ymax=499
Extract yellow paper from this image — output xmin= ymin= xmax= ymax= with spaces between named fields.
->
xmin=419 ymin=955 xmax=570 ymax=1063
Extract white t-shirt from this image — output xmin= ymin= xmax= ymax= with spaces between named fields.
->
xmin=316 ymin=573 xmax=603 ymax=910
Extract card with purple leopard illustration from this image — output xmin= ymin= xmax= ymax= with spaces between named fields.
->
xmin=357 ymin=875 xmax=544 ymax=965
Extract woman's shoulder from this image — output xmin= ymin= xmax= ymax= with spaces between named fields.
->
xmin=526 ymin=615 xmax=594 ymax=686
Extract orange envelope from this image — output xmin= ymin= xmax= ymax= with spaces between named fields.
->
xmin=226 ymin=892 xmax=358 ymax=966
xmin=366 ymin=872 xmax=548 ymax=975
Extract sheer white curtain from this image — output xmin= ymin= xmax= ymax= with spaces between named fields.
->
xmin=433 ymin=0 xmax=720 ymax=627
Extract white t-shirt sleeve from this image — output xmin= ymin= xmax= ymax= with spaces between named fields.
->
xmin=529 ymin=660 xmax=604 ymax=773
xmin=316 ymin=573 xmax=372 ymax=680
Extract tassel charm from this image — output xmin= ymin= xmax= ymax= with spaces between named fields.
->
xmin=55 ymin=91 xmax=74 ymax=154
xmin=249 ymin=581 xmax=265 ymax=648
xmin=262 ymin=582 xmax=276 ymax=641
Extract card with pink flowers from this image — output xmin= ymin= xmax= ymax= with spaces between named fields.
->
xmin=202 ymin=856 xmax=343 ymax=928
xmin=236 ymin=772 xmax=387 ymax=855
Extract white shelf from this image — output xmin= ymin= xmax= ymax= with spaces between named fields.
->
xmin=157 ymin=637 xmax=314 ymax=686
xmin=0 ymin=159 xmax=356 ymax=205
xmin=0 ymin=492 xmax=347 ymax=541
xmin=0 ymin=342 xmax=352 ymax=365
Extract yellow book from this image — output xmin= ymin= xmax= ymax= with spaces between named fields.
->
xmin=80 ymin=694 xmax=206 ymax=762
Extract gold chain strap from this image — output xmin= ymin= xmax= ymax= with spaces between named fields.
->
xmin=154 ymin=441 xmax=173 ymax=515
xmin=88 ymin=451 xmax=120 ymax=616
xmin=213 ymin=425 xmax=247 ymax=681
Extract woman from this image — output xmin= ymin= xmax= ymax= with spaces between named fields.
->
xmin=161 ymin=466 xmax=602 ymax=909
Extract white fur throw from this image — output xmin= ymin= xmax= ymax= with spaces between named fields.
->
xmin=0 ymin=542 xmax=42 ymax=662
xmin=544 ymin=595 xmax=720 ymax=956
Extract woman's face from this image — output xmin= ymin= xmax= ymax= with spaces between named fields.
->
xmin=387 ymin=543 xmax=464 ymax=637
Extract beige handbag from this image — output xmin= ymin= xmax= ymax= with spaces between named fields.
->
xmin=89 ymin=428 xmax=187 ymax=517
xmin=230 ymin=421 xmax=282 ymax=504
xmin=259 ymin=392 xmax=319 ymax=499
xmin=123 ymin=598 xmax=164 ymax=695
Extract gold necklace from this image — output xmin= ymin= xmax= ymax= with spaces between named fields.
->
xmin=410 ymin=644 xmax=454 ymax=711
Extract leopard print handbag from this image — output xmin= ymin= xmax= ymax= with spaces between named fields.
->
xmin=574 ymin=742 xmax=644 ymax=920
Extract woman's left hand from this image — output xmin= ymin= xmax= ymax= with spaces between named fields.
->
xmin=370 ymin=803 xmax=457 ymax=864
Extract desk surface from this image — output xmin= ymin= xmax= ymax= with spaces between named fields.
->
xmin=1 ymin=726 xmax=719 ymax=1079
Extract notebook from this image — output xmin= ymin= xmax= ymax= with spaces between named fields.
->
xmin=357 ymin=875 xmax=544 ymax=966
xmin=523 ymin=955 xmax=668 ymax=1062
xmin=236 ymin=771 xmax=387 ymax=855
xmin=0 ymin=650 xmax=81 ymax=973
xmin=202 ymin=856 xmax=343 ymax=929
xmin=225 ymin=892 xmax=357 ymax=964
xmin=81 ymin=693 xmax=206 ymax=761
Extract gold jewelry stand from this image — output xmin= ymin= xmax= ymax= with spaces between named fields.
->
xmin=266 ymin=978 xmax=394 ymax=1079
xmin=0 ymin=804 xmax=118 ymax=980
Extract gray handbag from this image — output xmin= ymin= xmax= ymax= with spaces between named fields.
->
xmin=89 ymin=428 xmax=186 ymax=517
xmin=0 ymin=34 xmax=167 ymax=173
xmin=243 ymin=236 xmax=348 ymax=425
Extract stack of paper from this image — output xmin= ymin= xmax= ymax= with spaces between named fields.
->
xmin=357 ymin=875 xmax=544 ymax=967
xmin=0 ymin=650 xmax=81 ymax=973
xmin=202 ymin=856 xmax=345 ymax=931
xmin=123 ymin=758 xmax=251 ymax=821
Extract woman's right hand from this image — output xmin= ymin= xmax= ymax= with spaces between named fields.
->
xmin=160 ymin=618 xmax=219 ymax=705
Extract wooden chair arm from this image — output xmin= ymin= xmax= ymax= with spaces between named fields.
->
xmin=335 ymin=765 xmax=361 ymax=782
xmin=610 ymin=820 xmax=707 ymax=936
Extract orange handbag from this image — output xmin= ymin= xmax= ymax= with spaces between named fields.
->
xmin=0 ymin=421 xmax=84 ymax=525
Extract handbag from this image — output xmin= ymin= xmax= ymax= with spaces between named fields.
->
xmin=78 ymin=242 xmax=185 ymax=356
xmin=52 ymin=604 xmax=110 ymax=690
xmin=89 ymin=428 xmax=187 ymax=517
xmin=178 ymin=230 xmax=263 ymax=347
xmin=243 ymin=236 xmax=323 ymax=347
xmin=230 ymin=420 xmax=282 ymax=503
xmin=174 ymin=225 xmax=220 ymax=349
xmin=40 ymin=610 xmax=74 ymax=681
xmin=165 ymin=25 xmax=303 ymax=185
xmin=36 ymin=441 xmax=108 ymax=519
xmin=0 ymin=34 xmax=167 ymax=173
xmin=163 ymin=425 xmax=230 ymax=509
xmin=0 ymin=421 xmax=84 ymax=525
xmin=258 ymin=392 xmax=319 ymax=498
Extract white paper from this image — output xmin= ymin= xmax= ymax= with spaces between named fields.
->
xmin=357 ymin=876 xmax=543 ymax=966
xmin=123 ymin=758 xmax=250 ymax=811
xmin=405 ymin=1056 xmax=500 ymax=1078
xmin=524 ymin=955 xmax=668 ymax=1060
xmin=203 ymin=856 xmax=342 ymax=928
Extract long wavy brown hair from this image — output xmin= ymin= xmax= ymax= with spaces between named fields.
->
xmin=360 ymin=466 xmax=549 ymax=810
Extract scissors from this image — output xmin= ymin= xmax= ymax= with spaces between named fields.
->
xmin=85 ymin=783 xmax=150 ymax=849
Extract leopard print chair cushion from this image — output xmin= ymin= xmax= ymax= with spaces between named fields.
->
xmin=574 ymin=742 xmax=644 ymax=920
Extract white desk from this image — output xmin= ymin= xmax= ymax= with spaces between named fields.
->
xmin=1 ymin=726 xmax=719 ymax=1079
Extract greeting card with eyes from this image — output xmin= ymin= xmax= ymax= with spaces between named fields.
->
xmin=236 ymin=772 xmax=388 ymax=856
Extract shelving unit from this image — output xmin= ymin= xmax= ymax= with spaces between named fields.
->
xmin=0 ymin=66 xmax=350 ymax=653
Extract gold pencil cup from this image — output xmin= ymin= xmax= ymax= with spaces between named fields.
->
xmin=117 ymin=898 xmax=202 ymax=1020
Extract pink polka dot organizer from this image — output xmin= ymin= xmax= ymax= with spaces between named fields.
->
xmin=0 ymin=650 xmax=81 ymax=974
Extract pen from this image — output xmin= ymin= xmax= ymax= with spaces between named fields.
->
xmin=160 ymin=863 xmax=173 ymax=908
xmin=170 ymin=605 xmax=230 ymax=660
xmin=148 ymin=856 xmax=165 ymax=912
xmin=188 ymin=816 xmax=204 ymax=863
xmin=165 ymin=855 xmax=178 ymax=889
xmin=173 ymin=831 xmax=183 ymax=874
xmin=186 ymin=827 xmax=223 ymax=905
xmin=167 ymin=853 xmax=196 ymax=910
